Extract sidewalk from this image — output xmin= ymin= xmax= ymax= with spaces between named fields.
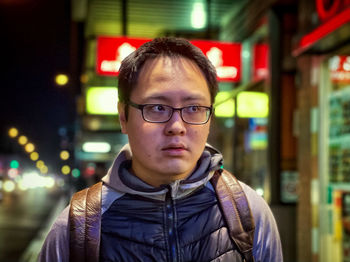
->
xmin=20 ymin=195 xmax=68 ymax=262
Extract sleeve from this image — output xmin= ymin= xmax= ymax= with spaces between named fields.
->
xmin=38 ymin=206 xmax=70 ymax=262
xmin=240 ymin=182 xmax=283 ymax=262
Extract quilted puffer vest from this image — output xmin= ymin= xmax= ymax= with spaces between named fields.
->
xmin=69 ymin=169 xmax=255 ymax=262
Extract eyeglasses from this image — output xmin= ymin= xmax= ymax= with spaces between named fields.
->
xmin=127 ymin=101 xmax=213 ymax=125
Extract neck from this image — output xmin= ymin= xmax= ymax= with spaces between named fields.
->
xmin=130 ymin=163 xmax=194 ymax=188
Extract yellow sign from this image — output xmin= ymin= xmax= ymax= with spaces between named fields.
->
xmin=86 ymin=87 xmax=118 ymax=115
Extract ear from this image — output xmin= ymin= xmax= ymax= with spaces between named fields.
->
xmin=118 ymin=102 xmax=128 ymax=134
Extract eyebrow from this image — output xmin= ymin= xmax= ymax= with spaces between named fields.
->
xmin=144 ymin=94 xmax=208 ymax=104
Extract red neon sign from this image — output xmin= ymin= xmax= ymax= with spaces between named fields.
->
xmin=293 ymin=6 xmax=350 ymax=56
xmin=96 ymin=37 xmax=241 ymax=82
xmin=253 ymin=44 xmax=269 ymax=82
xmin=191 ymin=40 xmax=241 ymax=82
xmin=316 ymin=0 xmax=350 ymax=21
xmin=329 ymin=55 xmax=350 ymax=83
xmin=96 ymin=37 xmax=150 ymax=76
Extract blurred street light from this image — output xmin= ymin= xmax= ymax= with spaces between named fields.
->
xmin=3 ymin=180 xmax=15 ymax=192
xmin=191 ymin=2 xmax=206 ymax=29
xmin=40 ymin=165 xmax=48 ymax=174
xmin=61 ymin=165 xmax=71 ymax=175
xmin=55 ymin=74 xmax=69 ymax=86
xmin=25 ymin=143 xmax=35 ymax=153
xmin=85 ymin=163 xmax=96 ymax=177
xmin=60 ymin=150 xmax=70 ymax=160
xmin=30 ymin=152 xmax=39 ymax=161
xmin=18 ymin=135 xmax=28 ymax=145
xmin=10 ymin=160 xmax=19 ymax=169
xmin=7 ymin=128 xmax=52 ymax=175
xmin=8 ymin=127 xmax=19 ymax=138
xmin=256 ymin=188 xmax=264 ymax=196
xmin=19 ymin=172 xmax=55 ymax=189
xmin=36 ymin=160 xmax=45 ymax=169
xmin=72 ymin=168 xmax=81 ymax=178
xmin=80 ymin=74 xmax=88 ymax=84
xmin=8 ymin=168 xmax=19 ymax=179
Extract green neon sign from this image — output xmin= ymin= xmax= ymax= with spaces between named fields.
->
xmin=86 ymin=87 xmax=119 ymax=115
xmin=214 ymin=91 xmax=235 ymax=118
xmin=214 ymin=91 xmax=269 ymax=118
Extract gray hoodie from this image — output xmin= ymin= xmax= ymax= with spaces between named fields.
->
xmin=39 ymin=144 xmax=283 ymax=262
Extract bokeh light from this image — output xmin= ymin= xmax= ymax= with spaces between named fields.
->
xmin=80 ymin=74 xmax=88 ymax=84
xmin=30 ymin=152 xmax=39 ymax=161
xmin=19 ymin=172 xmax=55 ymax=189
xmin=18 ymin=135 xmax=28 ymax=145
xmin=8 ymin=168 xmax=19 ymax=179
xmin=40 ymin=166 xmax=48 ymax=174
xmin=45 ymin=177 xmax=55 ymax=188
xmin=3 ymin=180 xmax=15 ymax=192
xmin=86 ymin=87 xmax=118 ymax=115
xmin=10 ymin=160 xmax=19 ymax=169
xmin=61 ymin=165 xmax=71 ymax=175
xmin=72 ymin=168 xmax=81 ymax=178
xmin=256 ymin=188 xmax=264 ymax=196
xmin=82 ymin=142 xmax=111 ymax=153
xmin=36 ymin=160 xmax=45 ymax=169
xmin=8 ymin=127 xmax=19 ymax=138
xmin=25 ymin=143 xmax=35 ymax=153
xmin=60 ymin=150 xmax=70 ymax=160
xmin=55 ymin=74 xmax=69 ymax=86
xmin=191 ymin=2 xmax=206 ymax=29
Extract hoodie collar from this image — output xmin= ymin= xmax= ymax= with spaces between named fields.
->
xmin=101 ymin=143 xmax=223 ymax=200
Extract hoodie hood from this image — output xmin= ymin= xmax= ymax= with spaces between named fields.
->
xmin=101 ymin=143 xmax=223 ymax=200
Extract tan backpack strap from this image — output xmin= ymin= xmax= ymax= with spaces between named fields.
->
xmin=211 ymin=169 xmax=255 ymax=262
xmin=69 ymin=182 xmax=103 ymax=262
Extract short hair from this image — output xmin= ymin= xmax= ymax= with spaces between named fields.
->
xmin=118 ymin=37 xmax=218 ymax=104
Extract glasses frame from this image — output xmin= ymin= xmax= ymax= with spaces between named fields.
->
xmin=127 ymin=100 xmax=213 ymax=125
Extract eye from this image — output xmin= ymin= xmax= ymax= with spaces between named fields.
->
xmin=187 ymin=106 xmax=200 ymax=113
xmin=151 ymin=104 xmax=166 ymax=112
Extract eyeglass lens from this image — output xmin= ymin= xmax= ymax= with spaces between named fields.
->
xmin=142 ymin=105 xmax=210 ymax=124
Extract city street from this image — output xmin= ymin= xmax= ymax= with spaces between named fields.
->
xmin=0 ymin=189 xmax=64 ymax=262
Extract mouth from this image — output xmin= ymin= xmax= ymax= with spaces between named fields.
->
xmin=162 ymin=143 xmax=188 ymax=154
xmin=162 ymin=143 xmax=186 ymax=150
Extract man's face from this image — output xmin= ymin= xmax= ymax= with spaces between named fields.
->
xmin=118 ymin=56 xmax=212 ymax=186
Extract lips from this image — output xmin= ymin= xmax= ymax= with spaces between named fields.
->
xmin=162 ymin=143 xmax=187 ymax=151
xmin=161 ymin=143 xmax=188 ymax=156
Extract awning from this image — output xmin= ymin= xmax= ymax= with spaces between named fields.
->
xmin=293 ymin=7 xmax=350 ymax=57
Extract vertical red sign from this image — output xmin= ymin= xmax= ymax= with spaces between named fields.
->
xmin=253 ymin=44 xmax=269 ymax=82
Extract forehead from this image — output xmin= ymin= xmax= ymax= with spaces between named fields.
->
xmin=131 ymin=56 xmax=211 ymax=103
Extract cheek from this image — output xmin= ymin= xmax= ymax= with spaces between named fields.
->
xmin=128 ymin=122 xmax=160 ymax=149
xmin=190 ymin=127 xmax=210 ymax=146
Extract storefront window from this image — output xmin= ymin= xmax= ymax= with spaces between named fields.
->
xmin=209 ymin=81 xmax=269 ymax=198
xmin=320 ymin=54 xmax=350 ymax=262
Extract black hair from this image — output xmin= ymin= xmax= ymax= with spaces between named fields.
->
xmin=118 ymin=37 xmax=218 ymax=105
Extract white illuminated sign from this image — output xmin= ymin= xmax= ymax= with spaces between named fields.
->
xmin=82 ymin=142 xmax=111 ymax=153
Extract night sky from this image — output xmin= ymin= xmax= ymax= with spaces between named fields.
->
xmin=0 ymin=0 xmax=75 ymax=171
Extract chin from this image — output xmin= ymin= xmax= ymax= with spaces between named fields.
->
xmin=161 ymin=162 xmax=195 ymax=177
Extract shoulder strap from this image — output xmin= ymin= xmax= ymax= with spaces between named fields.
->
xmin=211 ymin=169 xmax=255 ymax=262
xmin=69 ymin=182 xmax=103 ymax=262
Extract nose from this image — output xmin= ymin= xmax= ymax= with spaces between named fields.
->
xmin=164 ymin=110 xmax=186 ymax=136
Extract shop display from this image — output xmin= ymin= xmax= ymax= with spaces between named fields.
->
xmin=328 ymin=75 xmax=350 ymax=183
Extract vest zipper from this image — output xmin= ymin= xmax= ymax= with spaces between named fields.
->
xmin=165 ymin=186 xmax=179 ymax=262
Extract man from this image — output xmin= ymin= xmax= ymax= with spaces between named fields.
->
xmin=39 ymin=37 xmax=282 ymax=261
